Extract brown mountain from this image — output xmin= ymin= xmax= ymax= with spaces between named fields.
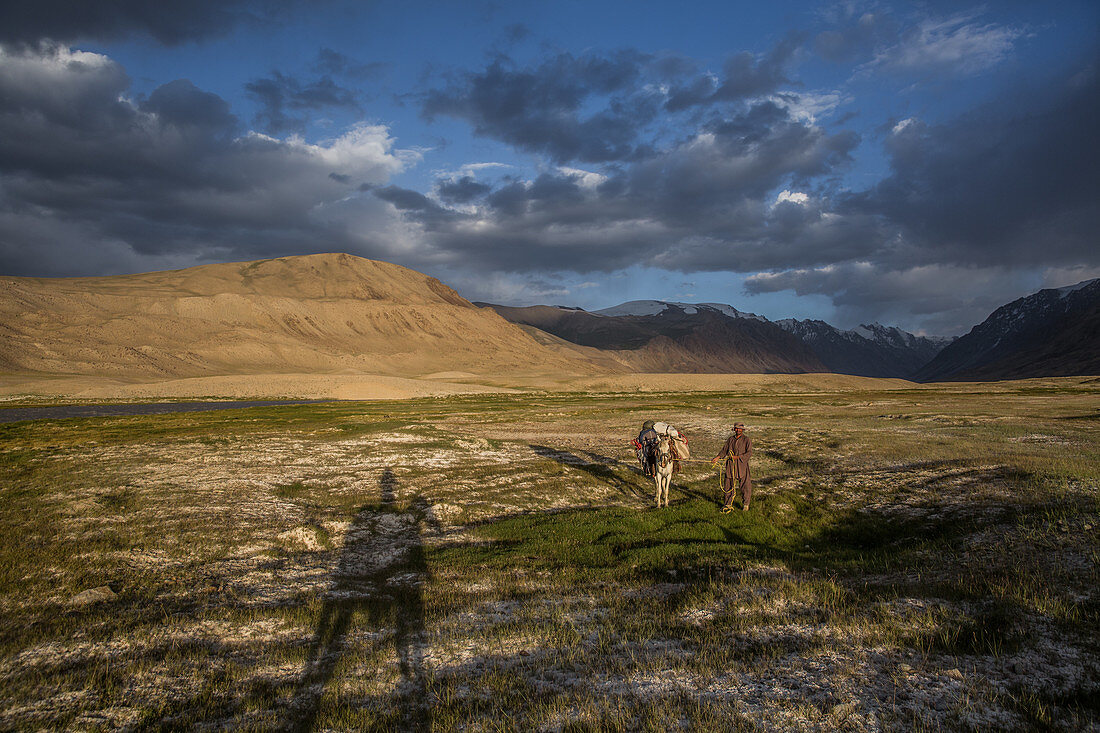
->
xmin=914 ymin=278 xmax=1100 ymax=381
xmin=0 ymin=253 xmax=597 ymax=379
xmin=479 ymin=302 xmax=826 ymax=373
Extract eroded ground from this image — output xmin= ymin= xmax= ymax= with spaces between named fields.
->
xmin=0 ymin=380 xmax=1098 ymax=730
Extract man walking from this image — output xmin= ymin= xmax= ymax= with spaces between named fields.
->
xmin=711 ymin=422 xmax=752 ymax=513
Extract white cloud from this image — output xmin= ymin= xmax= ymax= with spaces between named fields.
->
xmin=863 ymin=12 xmax=1022 ymax=77
xmin=440 ymin=271 xmax=574 ymax=305
xmin=892 ymin=117 xmax=917 ymax=134
xmin=774 ymin=190 xmax=810 ymax=206
xmin=432 ymin=161 xmax=515 ymax=180
xmin=0 ymin=43 xmax=115 ymax=77
xmin=283 ymin=124 xmax=412 ymax=182
xmin=558 ymin=166 xmax=608 ymax=189
xmin=768 ymin=91 xmax=849 ymax=124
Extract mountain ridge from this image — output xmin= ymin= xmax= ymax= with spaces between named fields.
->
xmin=914 ymin=279 xmax=1100 ymax=381
xmin=481 ymin=300 xmax=950 ymax=378
xmin=775 ymin=318 xmax=952 ymax=379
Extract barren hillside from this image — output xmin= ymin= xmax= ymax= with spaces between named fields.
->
xmin=0 ymin=253 xmax=598 ymax=379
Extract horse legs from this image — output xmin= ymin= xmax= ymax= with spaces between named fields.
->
xmin=655 ymin=471 xmax=670 ymax=507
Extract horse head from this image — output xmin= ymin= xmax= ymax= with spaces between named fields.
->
xmin=655 ymin=434 xmax=673 ymax=469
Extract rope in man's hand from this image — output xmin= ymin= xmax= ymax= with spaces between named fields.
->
xmin=626 ymin=450 xmax=727 ymax=492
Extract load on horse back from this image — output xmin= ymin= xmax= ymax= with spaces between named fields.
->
xmin=632 ymin=420 xmax=690 ymax=478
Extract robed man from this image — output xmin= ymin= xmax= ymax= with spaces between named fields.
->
xmin=711 ymin=422 xmax=752 ymax=513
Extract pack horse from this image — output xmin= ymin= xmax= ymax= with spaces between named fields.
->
xmin=653 ymin=434 xmax=674 ymax=507
xmin=634 ymin=420 xmax=689 ymax=508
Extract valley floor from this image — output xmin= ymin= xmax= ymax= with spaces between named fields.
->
xmin=0 ymin=379 xmax=1097 ymax=730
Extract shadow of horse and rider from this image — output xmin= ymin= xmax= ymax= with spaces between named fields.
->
xmin=287 ymin=468 xmax=440 ymax=730
xmin=131 ymin=468 xmax=437 ymax=731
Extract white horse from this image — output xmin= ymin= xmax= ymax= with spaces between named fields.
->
xmin=653 ymin=434 xmax=674 ymax=507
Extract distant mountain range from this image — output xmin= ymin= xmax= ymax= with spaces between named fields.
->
xmin=775 ymin=319 xmax=952 ymax=379
xmin=3 ymin=252 xmax=1094 ymax=383
xmin=483 ymin=279 xmax=1100 ymax=381
xmin=479 ymin=302 xmax=823 ymax=373
xmin=479 ymin=300 xmax=949 ymax=378
xmin=914 ymin=279 xmax=1100 ymax=381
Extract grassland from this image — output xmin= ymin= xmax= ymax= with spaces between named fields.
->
xmin=0 ymin=378 xmax=1097 ymax=730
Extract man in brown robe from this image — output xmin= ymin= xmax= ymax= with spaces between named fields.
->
xmin=711 ymin=422 xmax=752 ymax=512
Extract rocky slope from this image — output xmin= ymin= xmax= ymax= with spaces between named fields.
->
xmin=914 ymin=279 xmax=1100 ymax=381
xmin=776 ymin=319 xmax=952 ymax=379
xmin=483 ymin=300 xmax=956 ymax=377
xmin=480 ymin=302 xmax=826 ymax=374
xmin=0 ymin=253 xmax=597 ymax=379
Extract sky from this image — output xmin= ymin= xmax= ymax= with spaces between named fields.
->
xmin=0 ymin=1 xmax=1097 ymax=336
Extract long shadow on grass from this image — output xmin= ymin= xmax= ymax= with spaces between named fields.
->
xmin=68 ymin=470 xmax=441 ymax=731
xmin=530 ymin=444 xmax=715 ymax=505
xmin=289 ymin=468 xmax=439 ymax=731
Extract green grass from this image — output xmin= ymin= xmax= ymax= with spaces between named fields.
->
xmin=0 ymin=380 xmax=1097 ymax=729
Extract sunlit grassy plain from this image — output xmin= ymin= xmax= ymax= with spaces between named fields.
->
xmin=0 ymin=377 xmax=1097 ymax=730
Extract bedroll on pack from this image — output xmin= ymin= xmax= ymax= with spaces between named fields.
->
xmin=652 ymin=421 xmax=690 ymax=458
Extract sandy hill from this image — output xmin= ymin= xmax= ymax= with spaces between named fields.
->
xmin=0 ymin=253 xmax=598 ymax=380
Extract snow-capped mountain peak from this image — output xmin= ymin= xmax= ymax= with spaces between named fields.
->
xmin=775 ymin=318 xmax=952 ymax=377
xmin=593 ymin=300 xmax=766 ymax=320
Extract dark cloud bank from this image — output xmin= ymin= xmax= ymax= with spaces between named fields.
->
xmin=245 ymin=70 xmax=361 ymax=135
xmin=0 ymin=44 xmax=406 ymax=276
xmin=0 ymin=0 xmax=296 ymax=46
xmin=0 ymin=4 xmax=1097 ymax=335
xmin=405 ymin=47 xmax=1100 ymax=331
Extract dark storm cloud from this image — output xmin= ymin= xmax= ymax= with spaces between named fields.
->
xmin=844 ymin=67 xmax=1100 ymax=269
xmin=375 ymin=186 xmax=435 ymax=211
xmin=421 ymin=51 xmax=656 ymax=163
xmin=436 ymin=176 xmax=491 ymax=204
xmin=0 ymin=0 xmax=295 ymax=46
xmin=142 ymin=79 xmax=237 ymax=135
xmin=376 ymin=99 xmax=865 ymax=273
xmin=0 ymin=44 xmax=406 ymax=276
xmin=627 ymin=104 xmax=860 ymax=231
xmin=245 ymin=70 xmax=360 ymax=134
xmin=664 ymin=33 xmax=803 ymax=112
xmin=738 ymin=64 xmax=1100 ymax=333
xmin=743 ymin=263 xmax=1030 ymax=335
xmin=421 ymin=36 xmax=813 ymax=165
xmin=373 ymin=186 xmax=466 ymax=229
xmin=390 ymin=51 xmax=1098 ymax=335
